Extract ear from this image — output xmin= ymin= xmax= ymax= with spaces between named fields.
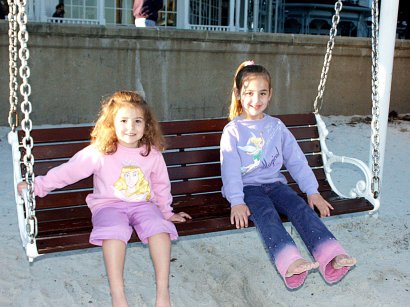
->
xmin=234 ymin=88 xmax=240 ymax=100
xmin=268 ymin=88 xmax=273 ymax=100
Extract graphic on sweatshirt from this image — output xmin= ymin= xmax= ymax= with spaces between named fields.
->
xmin=113 ymin=165 xmax=151 ymax=202
xmin=238 ymin=132 xmax=265 ymax=174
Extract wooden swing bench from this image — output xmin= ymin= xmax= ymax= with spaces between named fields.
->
xmin=17 ymin=113 xmax=374 ymax=256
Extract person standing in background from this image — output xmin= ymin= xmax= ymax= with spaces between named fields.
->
xmin=52 ymin=3 xmax=65 ymax=18
xmin=133 ymin=0 xmax=163 ymax=27
xmin=0 ymin=0 xmax=8 ymax=19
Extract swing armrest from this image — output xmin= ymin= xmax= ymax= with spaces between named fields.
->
xmin=315 ymin=114 xmax=380 ymax=213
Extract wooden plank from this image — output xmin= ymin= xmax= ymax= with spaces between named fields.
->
xmin=18 ymin=126 xmax=93 ymax=144
xmin=298 ymin=140 xmax=321 ymax=154
xmin=289 ymin=126 xmax=319 ymax=140
xmin=36 ymin=205 xmax=90 ymax=221
xmin=36 ymin=190 xmax=90 ymax=209
xmin=168 ymin=163 xmax=220 ymax=181
xmin=37 ymin=218 xmax=92 ymax=235
xmin=276 ymin=113 xmax=317 ymax=127
xmin=165 ymin=133 xmax=221 ymax=150
xmin=161 ymin=118 xmax=228 ymax=135
xmin=163 ymin=149 xmax=220 ymax=165
xmin=30 ymin=142 xmax=89 ymax=160
xmin=171 ymin=178 xmax=222 ymax=195
xmin=19 ymin=114 xmax=316 ymax=144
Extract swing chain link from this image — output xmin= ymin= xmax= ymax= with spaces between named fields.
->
xmin=313 ymin=0 xmax=343 ymax=114
xmin=370 ymin=0 xmax=380 ymax=199
xmin=16 ymin=0 xmax=37 ymax=242
xmin=8 ymin=0 xmax=19 ymax=131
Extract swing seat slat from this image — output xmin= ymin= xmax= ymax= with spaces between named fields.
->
xmin=17 ymin=113 xmax=374 ymax=256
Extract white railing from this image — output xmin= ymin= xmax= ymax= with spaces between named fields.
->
xmin=188 ymin=24 xmax=247 ymax=32
xmin=189 ymin=25 xmax=230 ymax=31
xmin=46 ymin=17 xmax=100 ymax=25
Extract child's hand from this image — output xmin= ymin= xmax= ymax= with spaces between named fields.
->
xmin=230 ymin=204 xmax=251 ymax=229
xmin=17 ymin=181 xmax=28 ymax=195
xmin=308 ymin=193 xmax=334 ymax=217
xmin=169 ymin=212 xmax=192 ymax=223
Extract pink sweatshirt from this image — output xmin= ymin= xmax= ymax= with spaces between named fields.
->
xmin=34 ymin=143 xmax=174 ymax=219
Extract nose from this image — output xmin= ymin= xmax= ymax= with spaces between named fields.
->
xmin=252 ymin=94 xmax=260 ymax=103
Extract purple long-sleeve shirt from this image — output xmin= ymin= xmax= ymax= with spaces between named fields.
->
xmin=220 ymin=114 xmax=319 ymax=207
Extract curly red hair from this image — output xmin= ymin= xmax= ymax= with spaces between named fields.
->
xmin=91 ymin=91 xmax=165 ymax=156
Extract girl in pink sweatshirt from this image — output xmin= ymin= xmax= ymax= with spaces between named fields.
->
xmin=18 ymin=90 xmax=191 ymax=307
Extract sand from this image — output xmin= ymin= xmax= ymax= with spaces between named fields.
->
xmin=0 ymin=115 xmax=409 ymax=307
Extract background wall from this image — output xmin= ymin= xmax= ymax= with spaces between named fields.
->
xmin=1 ymin=22 xmax=409 ymax=125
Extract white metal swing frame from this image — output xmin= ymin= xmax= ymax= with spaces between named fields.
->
xmin=311 ymin=0 xmax=381 ymax=213
xmin=9 ymin=131 xmax=39 ymax=261
xmin=312 ymin=0 xmax=399 ymax=215
xmin=7 ymin=0 xmax=40 ymax=262
xmin=7 ymin=0 xmax=399 ymax=262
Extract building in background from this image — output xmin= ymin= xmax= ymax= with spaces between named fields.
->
xmin=20 ymin=0 xmax=407 ymax=38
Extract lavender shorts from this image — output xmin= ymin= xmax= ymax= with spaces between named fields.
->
xmin=90 ymin=202 xmax=178 ymax=246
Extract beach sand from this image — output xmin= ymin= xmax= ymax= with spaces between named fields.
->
xmin=0 ymin=115 xmax=409 ymax=307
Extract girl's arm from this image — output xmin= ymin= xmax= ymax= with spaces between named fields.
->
xmin=220 ymin=126 xmax=251 ymax=228
xmin=32 ymin=145 xmax=101 ymax=197
xmin=281 ymin=126 xmax=334 ymax=215
xmin=150 ymin=151 xmax=175 ymax=220
xmin=220 ymin=126 xmax=246 ymax=206
xmin=281 ymin=125 xmax=319 ymax=196
xmin=308 ymin=193 xmax=334 ymax=217
xmin=150 ymin=151 xmax=192 ymax=222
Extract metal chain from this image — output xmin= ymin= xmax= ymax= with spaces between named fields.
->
xmin=313 ymin=0 xmax=343 ymax=113
xmin=370 ymin=0 xmax=380 ymax=199
xmin=8 ymin=0 xmax=19 ymax=131
xmin=16 ymin=0 xmax=37 ymax=241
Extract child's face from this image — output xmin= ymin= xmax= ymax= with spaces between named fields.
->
xmin=114 ymin=106 xmax=145 ymax=148
xmin=236 ymin=74 xmax=272 ymax=120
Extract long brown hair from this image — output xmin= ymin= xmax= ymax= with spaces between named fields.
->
xmin=228 ymin=61 xmax=272 ymax=120
xmin=91 ymin=91 xmax=165 ymax=156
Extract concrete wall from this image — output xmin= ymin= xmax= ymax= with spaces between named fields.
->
xmin=1 ymin=22 xmax=409 ymax=126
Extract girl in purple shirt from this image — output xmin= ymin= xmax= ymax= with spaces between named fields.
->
xmin=220 ymin=61 xmax=356 ymax=289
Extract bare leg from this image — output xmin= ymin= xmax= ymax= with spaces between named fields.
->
xmin=331 ymin=254 xmax=357 ymax=269
xmin=102 ymin=239 xmax=128 ymax=307
xmin=148 ymin=233 xmax=172 ymax=307
xmin=285 ymin=258 xmax=319 ymax=278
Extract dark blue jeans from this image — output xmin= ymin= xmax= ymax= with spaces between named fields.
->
xmin=244 ymin=182 xmax=350 ymax=288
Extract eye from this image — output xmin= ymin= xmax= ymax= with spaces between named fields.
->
xmin=120 ymin=119 xmax=127 ymax=123
xmin=136 ymin=119 xmax=144 ymax=125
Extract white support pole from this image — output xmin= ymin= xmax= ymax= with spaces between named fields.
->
xmin=97 ymin=0 xmax=105 ymax=25
xmin=267 ymin=0 xmax=273 ymax=32
xmin=235 ymin=0 xmax=240 ymax=30
xmin=184 ymin=0 xmax=190 ymax=29
xmin=253 ymin=0 xmax=259 ymax=32
xmin=274 ymin=0 xmax=279 ymax=33
xmin=372 ymin=0 xmax=399 ymax=197
xmin=229 ymin=0 xmax=235 ymax=31
xmin=39 ymin=0 xmax=46 ymax=22
xmin=244 ymin=0 xmax=249 ymax=32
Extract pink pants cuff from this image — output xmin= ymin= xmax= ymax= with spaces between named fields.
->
xmin=276 ymin=245 xmax=308 ymax=289
xmin=313 ymin=240 xmax=351 ymax=283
